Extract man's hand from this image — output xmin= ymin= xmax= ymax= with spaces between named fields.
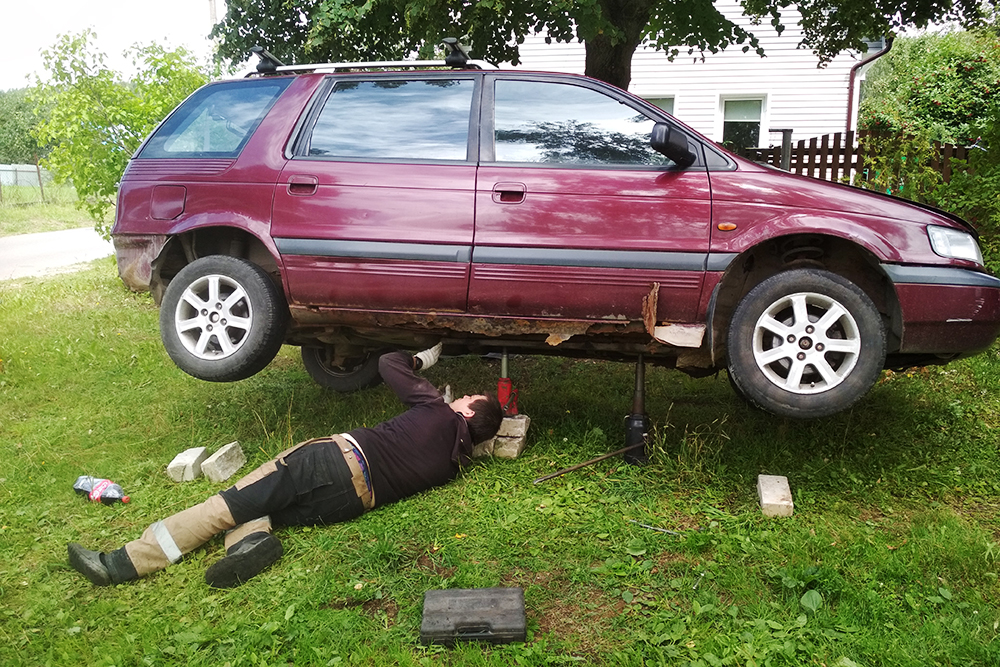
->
xmin=413 ymin=342 xmax=443 ymax=371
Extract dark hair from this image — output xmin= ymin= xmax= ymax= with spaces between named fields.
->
xmin=466 ymin=393 xmax=504 ymax=444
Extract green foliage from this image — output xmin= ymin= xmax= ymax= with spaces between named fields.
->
xmin=213 ymin=0 xmax=988 ymax=89
xmin=860 ymin=30 xmax=1000 ymax=144
xmin=30 ymin=31 xmax=208 ymax=236
xmin=936 ymin=103 xmax=1000 ymax=270
xmin=855 ymin=130 xmax=944 ymax=203
xmin=0 ymin=88 xmax=46 ymax=164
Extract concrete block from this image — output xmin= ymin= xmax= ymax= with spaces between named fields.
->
xmin=202 ymin=441 xmax=246 ymax=483
xmin=757 ymin=474 xmax=794 ymax=517
xmin=472 ymin=415 xmax=531 ymax=459
xmin=497 ymin=414 xmax=531 ymax=438
xmin=472 ymin=438 xmax=495 ymax=459
xmin=167 ymin=447 xmax=208 ymax=482
xmin=492 ymin=435 xmax=527 ymax=459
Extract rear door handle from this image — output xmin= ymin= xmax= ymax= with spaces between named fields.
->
xmin=287 ymin=174 xmax=318 ymax=196
xmin=492 ymin=182 xmax=526 ymax=204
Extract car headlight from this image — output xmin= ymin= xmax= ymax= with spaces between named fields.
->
xmin=927 ymin=225 xmax=983 ymax=264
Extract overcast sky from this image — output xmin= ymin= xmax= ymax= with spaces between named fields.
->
xmin=2 ymin=0 xmax=226 ymax=91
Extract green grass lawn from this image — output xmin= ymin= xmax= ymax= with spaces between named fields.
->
xmin=2 ymin=260 xmax=999 ymax=666
xmin=0 ymin=184 xmax=98 ymax=237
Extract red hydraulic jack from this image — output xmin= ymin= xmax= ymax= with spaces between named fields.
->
xmin=622 ymin=354 xmax=650 ymax=465
xmin=497 ymin=348 xmax=519 ymax=416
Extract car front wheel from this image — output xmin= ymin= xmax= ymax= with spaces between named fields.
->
xmin=726 ymin=269 xmax=885 ymax=419
xmin=160 ymin=256 xmax=288 ymax=382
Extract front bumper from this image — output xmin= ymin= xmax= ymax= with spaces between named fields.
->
xmin=884 ymin=265 xmax=1000 ymax=354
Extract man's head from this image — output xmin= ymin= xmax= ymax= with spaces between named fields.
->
xmin=450 ymin=393 xmax=504 ymax=444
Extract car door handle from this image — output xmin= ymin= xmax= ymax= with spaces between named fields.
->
xmin=492 ymin=182 xmax=526 ymax=204
xmin=287 ymin=175 xmax=318 ymax=196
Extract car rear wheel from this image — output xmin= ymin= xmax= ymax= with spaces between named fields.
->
xmin=160 ymin=256 xmax=288 ymax=382
xmin=727 ymin=269 xmax=885 ymax=419
xmin=301 ymin=346 xmax=385 ymax=392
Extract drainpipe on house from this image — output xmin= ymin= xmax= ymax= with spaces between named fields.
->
xmin=846 ymin=37 xmax=894 ymax=135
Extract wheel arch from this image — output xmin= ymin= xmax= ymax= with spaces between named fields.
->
xmin=149 ymin=226 xmax=282 ymax=306
xmin=708 ymin=233 xmax=902 ymax=364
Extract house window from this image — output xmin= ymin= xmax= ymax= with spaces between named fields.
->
xmin=645 ymin=97 xmax=675 ymax=116
xmin=722 ymin=99 xmax=763 ymax=150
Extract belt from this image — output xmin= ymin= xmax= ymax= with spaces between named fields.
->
xmin=333 ymin=433 xmax=374 ymax=510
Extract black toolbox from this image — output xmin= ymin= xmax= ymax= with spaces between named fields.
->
xmin=419 ymin=587 xmax=526 ymax=645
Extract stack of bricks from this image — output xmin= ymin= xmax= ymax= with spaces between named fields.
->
xmin=167 ymin=441 xmax=246 ymax=483
xmin=473 ymin=414 xmax=531 ymax=459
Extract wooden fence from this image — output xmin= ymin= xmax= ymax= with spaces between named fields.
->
xmin=735 ymin=131 xmax=969 ymax=184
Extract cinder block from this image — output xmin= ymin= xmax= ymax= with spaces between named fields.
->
xmin=757 ymin=474 xmax=794 ymax=517
xmin=202 ymin=441 xmax=246 ymax=483
xmin=167 ymin=447 xmax=208 ymax=482
xmin=497 ymin=414 xmax=531 ymax=438
xmin=492 ymin=435 xmax=527 ymax=459
xmin=472 ymin=438 xmax=495 ymax=459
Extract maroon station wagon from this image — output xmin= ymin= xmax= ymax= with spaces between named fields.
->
xmin=112 ymin=50 xmax=1000 ymax=419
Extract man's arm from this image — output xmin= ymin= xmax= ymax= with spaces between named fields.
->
xmin=378 ymin=349 xmax=443 ymax=408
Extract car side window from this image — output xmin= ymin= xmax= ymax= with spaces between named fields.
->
xmin=493 ymin=80 xmax=673 ymax=167
xmin=307 ymin=79 xmax=475 ymax=161
xmin=140 ymin=79 xmax=291 ymax=159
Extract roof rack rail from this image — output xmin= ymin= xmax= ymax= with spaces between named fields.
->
xmin=246 ymin=38 xmax=496 ymax=77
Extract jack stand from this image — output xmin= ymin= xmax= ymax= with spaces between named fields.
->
xmin=497 ymin=347 xmax=519 ymax=416
xmin=623 ymin=354 xmax=650 ymax=465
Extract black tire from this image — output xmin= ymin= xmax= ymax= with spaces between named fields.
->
xmin=726 ymin=269 xmax=885 ymax=419
xmin=159 ymin=256 xmax=288 ymax=382
xmin=301 ymin=346 xmax=384 ymax=392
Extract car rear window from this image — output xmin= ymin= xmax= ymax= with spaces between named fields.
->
xmin=139 ymin=79 xmax=292 ymax=159
xmin=305 ymin=78 xmax=475 ymax=161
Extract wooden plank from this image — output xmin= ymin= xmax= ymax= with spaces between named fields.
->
xmin=818 ymin=133 xmax=830 ymax=181
xmin=806 ymin=137 xmax=819 ymax=179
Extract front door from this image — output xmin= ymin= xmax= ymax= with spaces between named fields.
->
xmin=271 ymin=74 xmax=480 ymax=312
xmin=470 ymin=76 xmax=712 ymax=324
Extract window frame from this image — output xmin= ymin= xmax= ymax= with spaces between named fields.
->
xmin=718 ymin=94 xmax=768 ymax=150
xmin=289 ymin=71 xmax=482 ymax=165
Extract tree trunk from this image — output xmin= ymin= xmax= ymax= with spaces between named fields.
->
xmin=583 ymin=0 xmax=654 ymax=90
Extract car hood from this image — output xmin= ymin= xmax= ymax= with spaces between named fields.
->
xmin=722 ymin=159 xmax=976 ymax=237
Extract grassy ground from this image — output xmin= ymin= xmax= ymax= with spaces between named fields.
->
xmin=0 ymin=184 xmax=97 ymax=237
xmin=2 ymin=261 xmax=999 ymax=666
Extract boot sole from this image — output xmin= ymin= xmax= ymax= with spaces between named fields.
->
xmin=205 ymin=535 xmax=283 ymax=588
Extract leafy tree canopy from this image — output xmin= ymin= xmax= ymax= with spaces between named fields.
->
xmin=31 ymin=31 xmax=208 ymax=235
xmin=0 ymin=88 xmax=47 ymax=165
xmin=859 ymin=28 xmax=1000 ymax=144
xmin=212 ymin=0 xmax=990 ymax=89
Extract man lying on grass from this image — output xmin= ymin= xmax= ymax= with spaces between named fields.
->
xmin=68 ymin=345 xmax=503 ymax=589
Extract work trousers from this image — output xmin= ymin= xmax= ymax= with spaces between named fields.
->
xmin=124 ymin=435 xmax=370 ymax=577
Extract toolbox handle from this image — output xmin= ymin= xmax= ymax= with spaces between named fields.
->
xmin=455 ymin=623 xmax=494 ymax=639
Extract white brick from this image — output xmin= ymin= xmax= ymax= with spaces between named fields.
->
xmin=202 ymin=441 xmax=246 ymax=483
xmin=757 ymin=474 xmax=794 ymax=517
xmin=497 ymin=414 xmax=531 ymax=438
xmin=167 ymin=447 xmax=208 ymax=482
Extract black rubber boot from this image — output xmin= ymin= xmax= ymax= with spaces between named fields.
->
xmin=68 ymin=543 xmax=111 ymax=586
xmin=68 ymin=543 xmax=139 ymax=586
xmin=204 ymin=532 xmax=283 ymax=589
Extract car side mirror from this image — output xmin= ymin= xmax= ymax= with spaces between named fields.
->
xmin=651 ymin=122 xmax=697 ymax=167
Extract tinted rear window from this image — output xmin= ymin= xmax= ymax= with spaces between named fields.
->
xmin=305 ymin=78 xmax=475 ymax=161
xmin=139 ymin=79 xmax=292 ymax=159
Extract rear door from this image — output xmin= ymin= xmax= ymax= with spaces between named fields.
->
xmin=471 ymin=75 xmax=712 ymax=324
xmin=271 ymin=73 xmax=480 ymax=312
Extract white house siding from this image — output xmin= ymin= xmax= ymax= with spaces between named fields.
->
xmin=506 ymin=0 xmax=873 ymax=147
